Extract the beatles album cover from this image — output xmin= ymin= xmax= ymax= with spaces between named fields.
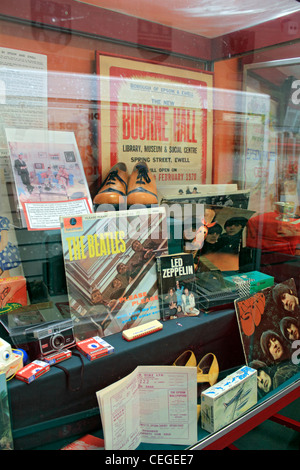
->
xmin=60 ymin=207 xmax=168 ymax=339
xmin=235 ymin=278 xmax=300 ymax=399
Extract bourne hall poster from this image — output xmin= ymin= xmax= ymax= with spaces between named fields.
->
xmin=96 ymin=52 xmax=213 ymax=184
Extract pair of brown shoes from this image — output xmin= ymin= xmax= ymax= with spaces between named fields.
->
xmin=93 ymin=162 xmax=158 ymax=208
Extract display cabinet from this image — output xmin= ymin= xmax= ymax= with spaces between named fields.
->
xmin=0 ymin=0 xmax=299 ymax=451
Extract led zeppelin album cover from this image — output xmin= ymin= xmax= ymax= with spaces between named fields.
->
xmin=60 ymin=207 xmax=168 ymax=339
xmin=156 ymin=252 xmax=198 ymax=321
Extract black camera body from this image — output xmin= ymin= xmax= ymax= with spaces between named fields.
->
xmin=25 ymin=319 xmax=76 ymax=359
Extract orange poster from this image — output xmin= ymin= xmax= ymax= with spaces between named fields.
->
xmin=96 ymin=53 xmax=213 ymax=184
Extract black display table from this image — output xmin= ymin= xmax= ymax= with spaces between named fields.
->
xmin=8 ymin=309 xmax=244 ymax=450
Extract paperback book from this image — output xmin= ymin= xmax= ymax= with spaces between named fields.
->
xmin=60 ymin=207 xmax=168 ymax=339
xmin=156 ymin=252 xmax=198 ymax=320
xmin=234 ymin=278 xmax=300 ymax=399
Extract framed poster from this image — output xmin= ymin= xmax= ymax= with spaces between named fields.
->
xmin=96 ymin=52 xmax=213 ymax=185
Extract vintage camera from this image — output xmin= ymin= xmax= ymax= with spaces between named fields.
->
xmin=25 ymin=319 xmax=76 ymax=359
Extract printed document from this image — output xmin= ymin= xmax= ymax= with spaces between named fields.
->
xmin=96 ymin=365 xmax=197 ymax=450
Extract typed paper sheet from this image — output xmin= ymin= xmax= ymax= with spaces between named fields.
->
xmin=96 ymin=365 xmax=197 ymax=450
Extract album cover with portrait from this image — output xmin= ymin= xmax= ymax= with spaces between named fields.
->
xmin=156 ymin=252 xmax=198 ymax=321
xmin=234 ymin=278 xmax=300 ymax=398
xmin=60 ymin=207 xmax=168 ymax=339
xmin=165 ymin=203 xmax=255 ymax=273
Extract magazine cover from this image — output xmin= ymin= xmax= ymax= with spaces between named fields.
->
xmin=0 ymin=372 xmax=13 ymax=450
xmin=156 ymin=252 xmax=198 ymax=320
xmin=5 ymin=128 xmax=93 ymax=230
xmin=60 ymin=207 xmax=168 ymax=339
xmin=235 ymin=278 xmax=300 ymax=399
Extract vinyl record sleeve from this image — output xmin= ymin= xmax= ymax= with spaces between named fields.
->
xmin=234 ymin=278 xmax=300 ymax=398
xmin=60 ymin=207 xmax=168 ymax=339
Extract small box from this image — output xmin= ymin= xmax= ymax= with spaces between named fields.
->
xmin=201 ymin=366 xmax=257 ymax=433
xmin=0 ymin=349 xmax=23 ymax=379
xmin=76 ymin=336 xmax=114 ymax=361
xmin=224 ymin=271 xmax=274 ymax=295
xmin=15 ymin=360 xmax=50 ymax=384
xmin=42 ymin=349 xmax=72 ymax=365
xmin=0 ymin=276 xmax=27 ymax=314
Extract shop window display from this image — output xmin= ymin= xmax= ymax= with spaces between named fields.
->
xmin=0 ymin=0 xmax=299 ymax=451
